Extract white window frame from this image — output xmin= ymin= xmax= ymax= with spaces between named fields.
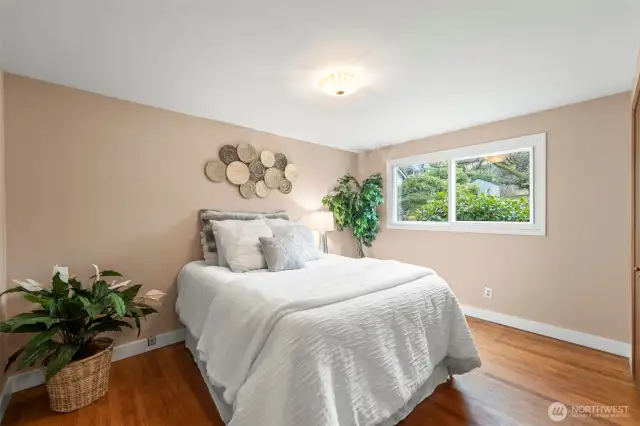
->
xmin=386 ymin=133 xmax=546 ymax=236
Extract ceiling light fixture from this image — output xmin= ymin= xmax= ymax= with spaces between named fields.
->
xmin=318 ymin=70 xmax=361 ymax=97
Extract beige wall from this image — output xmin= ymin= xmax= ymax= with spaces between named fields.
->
xmin=0 ymin=72 xmax=7 ymax=391
xmin=2 ymin=75 xmax=357 ymax=369
xmin=358 ymin=93 xmax=632 ymax=343
xmin=0 ymin=73 xmax=632 ymax=386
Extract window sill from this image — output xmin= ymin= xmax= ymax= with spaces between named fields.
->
xmin=386 ymin=221 xmax=546 ymax=236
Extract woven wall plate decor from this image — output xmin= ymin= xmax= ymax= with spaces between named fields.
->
xmin=207 ymin=143 xmax=298 ymax=199
xmin=248 ymin=161 xmax=265 ymax=181
xmin=237 ymin=143 xmax=258 ymax=163
xmin=204 ymin=160 xmax=226 ymax=182
xmin=279 ymin=178 xmax=293 ymax=194
xmin=239 ymin=180 xmax=257 ymax=199
xmin=284 ymin=164 xmax=299 ymax=182
xmin=255 ymin=180 xmax=270 ymax=198
xmin=219 ymin=145 xmax=239 ymax=164
xmin=264 ymin=167 xmax=283 ymax=189
xmin=274 ymin=153 xmax=288 ymax=171
xmin=260 ymin=150 xmax=275 ymax=168
xmin=226 ymin=161 xmax=250 ymax=185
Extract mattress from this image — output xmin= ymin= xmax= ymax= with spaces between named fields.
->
xmin=176 ymin=255 xmax=355 ymax=339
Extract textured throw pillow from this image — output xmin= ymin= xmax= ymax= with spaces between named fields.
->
xmin=200 ymin=231 xmax=218 ymax=265
xmin=210 ymin=223 xmax=234 ymax=268
xmin=213 ymin=219 xmax=273 ymax=273
xmin=259 ymin=236 xmax=306 ymax=272
xmin=199 ymin=210 xmax=289 ymax=266
xmin=264 ymin=219 xmax=321 ymax=262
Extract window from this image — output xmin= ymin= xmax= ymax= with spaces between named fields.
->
xmin=387 ymin=133 xmax=546 ymax=235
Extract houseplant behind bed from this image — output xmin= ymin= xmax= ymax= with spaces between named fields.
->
xmin=0 ymin=265 xmax=165 ymax=412
xmin=322 ymin=173 xmax=384 ymax=258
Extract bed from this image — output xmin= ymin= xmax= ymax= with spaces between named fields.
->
xmin=176 ymin=254 xmax=481 ymax=426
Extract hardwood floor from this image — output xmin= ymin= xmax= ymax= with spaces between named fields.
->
xmin=3 ymin=318 xmax=639 ymax=425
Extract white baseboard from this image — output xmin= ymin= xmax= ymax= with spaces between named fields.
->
xmin=0 ymin=379 xmax=11 ymax=423
xmin=0 ymin=327 xmax=186 ymax=420
xmin=462 ymin=305 xmax=631 ymax=358
xmin=112 ymin=328 xmax=185 ymax=362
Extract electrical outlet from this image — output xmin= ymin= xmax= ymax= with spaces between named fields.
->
xmin=147 ymin=336 xmax=157 ymax=346
xmin=484 ymin=287 xmax=493 ymax=299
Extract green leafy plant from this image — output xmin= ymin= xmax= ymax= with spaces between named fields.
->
xmin=400 ymin=160 xmax=530 ymax=222
xmin=322 ymin=173 xmax=384 ymax=258
xmin=0 ymin=265 xmax=164 ymax=380
xmin=406 ymin=186 xmax=529 ymax=222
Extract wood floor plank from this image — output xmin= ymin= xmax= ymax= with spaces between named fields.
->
xmin=3 ymin=318 xmax=639 ymax=425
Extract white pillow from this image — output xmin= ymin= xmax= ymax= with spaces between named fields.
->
xmin=265 ymin=217 xmax=291 ymax=226
xmin=213 ymin=219 xmax=273 ymax=273
xmin=263 ymin=218 xmax=321 ymax=262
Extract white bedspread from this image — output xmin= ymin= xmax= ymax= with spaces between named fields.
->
xmin=192 ymin=257 xmax=481 ymax=426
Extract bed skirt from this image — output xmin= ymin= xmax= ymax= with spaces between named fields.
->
xmin=184 ymin=330 xmax=450 ymax=426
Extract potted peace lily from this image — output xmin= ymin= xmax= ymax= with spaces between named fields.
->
xmin=0 ymin=265 xmax=165 ymax=413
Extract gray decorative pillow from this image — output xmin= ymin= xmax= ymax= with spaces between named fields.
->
xmin=264 ymin=219 xmax=321 ymax=262
xmin=259 ymin=236 xmax=306 ymax=272
xmin=210 ymin=224 xmax=228 ymax=267
xmin=199 ymin=210 xmax=289 ymax=265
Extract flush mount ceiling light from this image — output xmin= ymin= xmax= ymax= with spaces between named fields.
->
xmin=318 ymin=70 xmax=361 ymax=97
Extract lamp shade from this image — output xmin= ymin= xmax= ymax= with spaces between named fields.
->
xmin=307 ymin=211 xmax=335 ymax=232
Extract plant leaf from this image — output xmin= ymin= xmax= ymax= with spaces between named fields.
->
xmin=108 ymin=280 xmax=130 ymax=290
xmin=24 ymin=293 xmax=50 ymax=308
xmin=76 ymin=295 xmax=91 ymax=307
xmin=96 ymin=319 xmax=132 ymax=330
xmin=99 ymin=270 xmax=123 ymax=278
xmin=108 ymin=293 xmax=126 ymax=317
xmin=0 ymin=286 xmax=27 ymax=297
xmin=4 ymin=347 xmax=25 ymax=372
xmin=71 ymin=287 xmax=93 ymax=298
xmin=92 ymin=280 xmax=109 ymax=299
xmin=13 ymin=279 xmax=45 ymax=292
xmin=24 ymin=341 xmax=58 ymax=369
xmin=135 ymin=316 xmax=141 ymax=338
xmin=45 ymin=344 xmax=80 ymax=380
xmin=0 ymin=312 xmax=60 ymax=332
xmin=1 ymin=322 xmax=49 ymax=333
xmin=86 ymin=319 xmax=132 ymax=337
xmin=131 ymin=302 xmax=157 ymax=317
xmin=69 ymin=278 xmax=83 ymax=289
xmin=51 ymin=272 xmax=68 ymax=296
xmin=83 ymin=303 xmax=104 ymax=319
xmin=25 ymin=326 xmax=59 ymax=350
xmin=119 ymin=284 xmax=142 ymax=304
xmin=143 ymin=289 xmax=166 ymax=303
xmin=20 ymin=330 xmax=59 ymax=369
xmin=91 ymin=269 xmax=122 ymax=280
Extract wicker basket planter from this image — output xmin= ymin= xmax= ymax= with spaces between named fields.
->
xmin=42 ymin=338 xmax=114 ymax=413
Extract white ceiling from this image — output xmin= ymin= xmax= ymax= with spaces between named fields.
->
xmin=1 ymin=1 xmax=640 ymax=152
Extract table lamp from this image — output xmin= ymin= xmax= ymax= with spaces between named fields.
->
xmin=307 ymin=211 xmax=335 ymax=254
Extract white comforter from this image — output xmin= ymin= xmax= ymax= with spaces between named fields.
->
xmin=195 ymin=257 xmax=481 ymax=426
